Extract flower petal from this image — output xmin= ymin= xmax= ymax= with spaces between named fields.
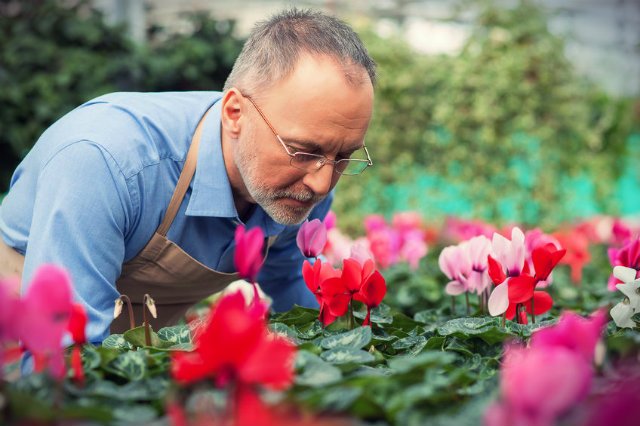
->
xmin=488 ymin=282 xmax=509 ymax=316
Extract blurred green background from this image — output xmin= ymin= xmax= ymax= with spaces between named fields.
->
xmin=1 ymin=0 xmax=638 ymax=233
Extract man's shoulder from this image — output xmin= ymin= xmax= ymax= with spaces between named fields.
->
xmin=42 ymin=91 xmax=224 ymax=180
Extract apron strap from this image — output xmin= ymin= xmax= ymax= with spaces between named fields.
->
xmin=157 ymin=109 xmax=212 ymax=237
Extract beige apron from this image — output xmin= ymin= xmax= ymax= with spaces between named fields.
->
xmin=0 ymin=108 xmax=275 ymax=334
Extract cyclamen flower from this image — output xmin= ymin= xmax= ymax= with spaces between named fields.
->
xmin=321 ymin=258 xmax=387 ymax=326
xmin=172 ymin=290 xmax=296 ymax=389
xmin=302 ymin=259 xmax=341 ymax=326
xmin=485 ymin=310 xmax=605 ymax=426
xmin=68 ymin=303 xmax=89 ymax=385
xmin=487 ymin=229 xmax=564 ymax=322
xmin=552 ymin=228 xmax=591 ymax=283
xmin=610 ymin=265 xmax=640 ymax=328
xmin=607 ymin=236 xmax=640 ymax=291
xmin=485 ymin=344 xmax=593 ymax=426
xmin=234 ymin=225 xmax=265 ymax=283
xmin=20 ymin=264 xmax=75 ymax=378
xmin=296 ymin=218 xmax=327 ymax=258
xmin=439 ymin=235 xmax=492 ymax=296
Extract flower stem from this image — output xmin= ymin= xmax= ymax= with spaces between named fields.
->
xmin=451 ymin=296 xmax=455 ymax=315
xmin=531 ymin=297 xmax=536 ymax=324
xmin=349 ymin=301 xmax=354 ymax=330
xmin=465 ymin=293 xmax=470 ymax=315
xmin=120 ymin=295 xmax=136 ymax=329
xmin=142 ymin=302 xmax=151 ymax=347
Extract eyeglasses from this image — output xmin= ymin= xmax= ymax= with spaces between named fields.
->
xmin=243 ymin=94 xmax=373 ymax=176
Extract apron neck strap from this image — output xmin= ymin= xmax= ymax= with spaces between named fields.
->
xmin=157 ymin=108 xmax=212 ymax=237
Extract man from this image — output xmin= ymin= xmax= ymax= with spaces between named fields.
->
xmin=0 ymin=8 xmax=376 ymax=343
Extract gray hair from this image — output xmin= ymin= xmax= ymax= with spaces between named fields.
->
xmin=223 ymin=8 xmax=376 ymax=95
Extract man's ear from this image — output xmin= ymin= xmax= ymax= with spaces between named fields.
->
xmin=221 ymin=88 xmax=243 ymax=139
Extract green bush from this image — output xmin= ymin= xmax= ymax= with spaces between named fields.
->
xmin=333 ymin=1 xmax=636 ymax=233
xmin=0 ymin=0 xmax=243 ymax=191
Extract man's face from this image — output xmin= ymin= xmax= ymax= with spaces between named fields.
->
xmin=228 ymin=54 xmax=374 ymax=225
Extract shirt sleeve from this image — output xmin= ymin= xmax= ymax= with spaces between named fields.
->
xmin=257 ymin=193 xmax=333 ymax=312
xmin=22 ymin=141 xmax=133 ymax=343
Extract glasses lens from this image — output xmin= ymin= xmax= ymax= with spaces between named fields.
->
xmin=338 ymin=160 xmax=369 ymax=176
xmin=291 ymin=153 xmax=324 ymax=171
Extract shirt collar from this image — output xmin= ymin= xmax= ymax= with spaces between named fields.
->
xmin=186 ymin=99 xmax=237 ymax=218
xmin=185 ymin=98 xmax=287 ymax=237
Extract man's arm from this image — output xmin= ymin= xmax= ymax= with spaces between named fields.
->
xmin=257 ymin=194 xmax=333 ymax=312
xmin=20 ymin=141 xmax=133 ymax=343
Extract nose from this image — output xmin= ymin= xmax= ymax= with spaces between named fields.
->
xmin=302 ymin=163 xmax=337 ymax=197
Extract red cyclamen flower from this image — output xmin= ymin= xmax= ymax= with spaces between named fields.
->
xmin=322 ymin=258 xmax=387 ymax=326
xmin=302 ymin=259 xmax=341 ymax=326
xmin=69 ymin=303 xmax=89 ymax=385
xmin=171 ymin=291 xmax=295 ymax=390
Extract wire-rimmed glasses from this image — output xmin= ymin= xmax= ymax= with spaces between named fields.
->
xmin=243 ymin=94 xmax=373 ymax=176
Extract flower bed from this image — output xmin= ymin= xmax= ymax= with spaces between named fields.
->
xmin=1 ymin=213 xmax=639 ymax=425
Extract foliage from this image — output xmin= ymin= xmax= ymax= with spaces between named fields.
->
xmin=334 ymin=0 xmax=637 ymax=233
xmin=2 ymin=238 xmax=637 ymax=425
xmin=0 ymin=0 xmax=243 ymax=191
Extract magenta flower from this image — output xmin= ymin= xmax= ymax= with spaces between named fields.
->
xmin=443 ymin=217 xmax=496 ymax=243
xmin=323 ymin=210 xmax=337 ymax=231
xmin=485 ymin=344 xmax=593 ymax=426
xmin=607 ymin=236 xmax=640 ymax=291
xmin=531 ymin=310 xmax=606 ymax=362
xmin=0 ymin=277 xmax=21 ymax=343
xmin=20 ymin=264 xmax=74 ymax=378
xmin=234 ymin=225 xmax=265 ymax=283
xmin=296 ymin=218 xmax=327 ymax=258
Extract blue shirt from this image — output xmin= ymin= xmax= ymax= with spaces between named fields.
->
xmin=0 ymin=91 xmax=329 ymax=344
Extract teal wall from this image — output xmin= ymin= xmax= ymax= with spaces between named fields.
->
xmin=359 ymin=133 xmax=640 ymax=224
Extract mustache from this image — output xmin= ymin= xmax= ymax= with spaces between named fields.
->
xmin=273 ymin=188 xmax=322 ymax=204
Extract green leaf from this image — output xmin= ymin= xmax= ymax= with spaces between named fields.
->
xmin=353 ymin=303 xmax=394 ymax=324
xmin=105 ymin=350 xmax=148 ymax=381
xmin=101 ymin=334 xmax=132 ymax=350
xmin=392 ymin=335 xmax=427 ymax=351
xmin=295 ymin=360 xmax=343 ymax=387
xmin=157 ymin=325 xmax=192 ymax=344
xmin=320 ymin=327 xmax=372 ymax=350
xmin=270 ymin=322 xmax=300 ymax=344
xmin=388 ymin=351 xmax=457 ymax=374
xmin=112 ymin=404 xmax=159 ymax=422
xmin=437 ymin=317 xmax=512 ymax=344
xmin=123 ymin=325 xmax=173 ymax=349
xmin=270 ymin=306 xmax=320 ymax=326
xmin=80 ymin=345 xmax=102 ymax=370
xmin=320 ymin=348 xmax=375 ymax=364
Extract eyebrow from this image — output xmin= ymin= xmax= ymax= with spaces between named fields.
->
xmin=283 ymin=137 xmax=364 ymax=155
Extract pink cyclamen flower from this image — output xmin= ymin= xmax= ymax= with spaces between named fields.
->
xmin=491 ymin=227 xmax=526 ymax=277
xmin=485 ymin=344 xmax=593 ymax=426
xmin=296 ymin=218 xmax=327 ymax=258
xmin=439 ymin=244 xmax=471 ymax=296
xmin=20 ymin=264 xmax=74 ymax=378
xmin=323 ymin=210 xmax=337 ymax=231
xmin=607 ymin=236 xmax=640 ymax=291
xmin=234 ymin=225 xmax=265 ymax=283
xmin=531 ymin=309 xmax=606 ymax=362
xmin=400 ymin=233 xmax=428 ymax=270
xmin=0 ymin=277 xmax=21 ymax=343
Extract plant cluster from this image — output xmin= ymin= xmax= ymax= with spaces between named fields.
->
xmin=1 ymin=211 xmax=640 ymax=425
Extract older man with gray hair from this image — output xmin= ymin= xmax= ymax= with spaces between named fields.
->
xmin=0 ymin=8 xmax=376 ymax=343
